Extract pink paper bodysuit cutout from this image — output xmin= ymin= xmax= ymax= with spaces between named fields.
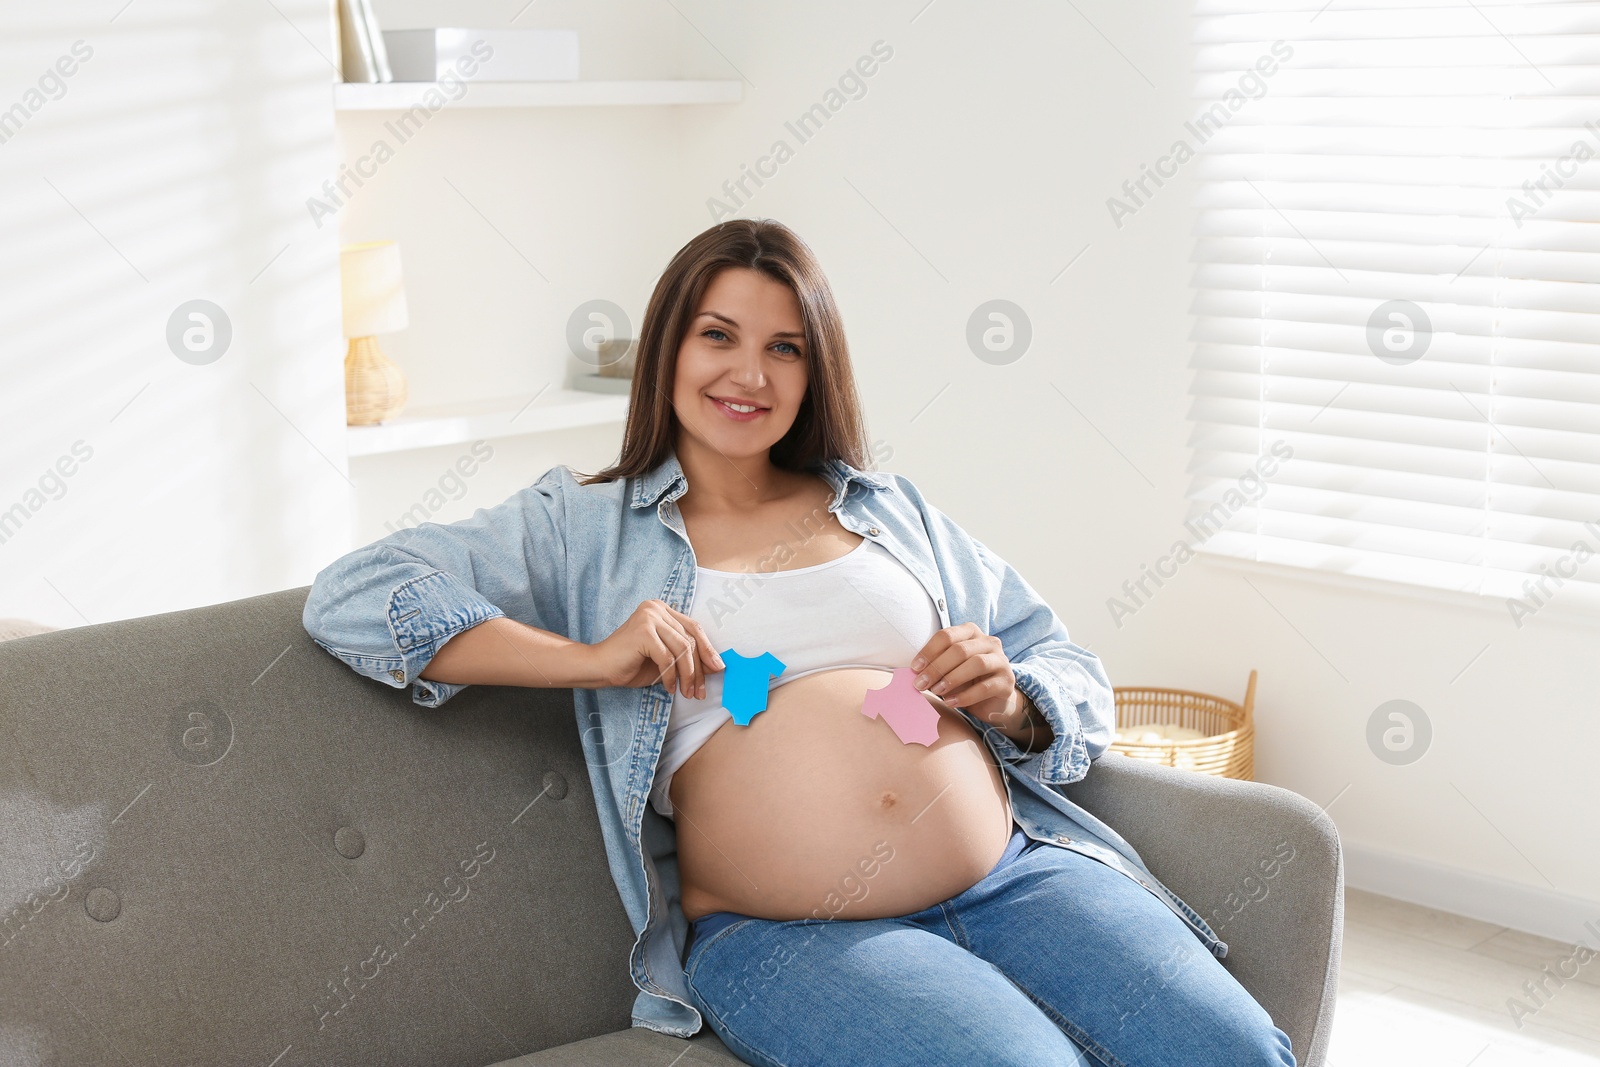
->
xmin=860 ymin=667 xmax=942 ymax=746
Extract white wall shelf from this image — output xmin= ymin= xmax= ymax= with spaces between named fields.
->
xmin=334 ymin=80 xmax=743 ymax=110
xmin=347 ymin=388 xmax=630 ymax=457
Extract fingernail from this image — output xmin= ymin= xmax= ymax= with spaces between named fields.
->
xmin=915 ymin=674 xmax=928 ymax=688
xmin=910 ymin=656 xmax=925 ymax=670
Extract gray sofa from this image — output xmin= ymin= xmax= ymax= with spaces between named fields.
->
xmin=0 ymin=587 xmax=1342 ymax=1066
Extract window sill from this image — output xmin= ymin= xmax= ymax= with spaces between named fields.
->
xmin=1195 ymin=549 xmax=1600 ymax=635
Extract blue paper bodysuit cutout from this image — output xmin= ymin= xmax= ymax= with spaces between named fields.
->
xmin=718 ymin=649 xmax=787 ymax=725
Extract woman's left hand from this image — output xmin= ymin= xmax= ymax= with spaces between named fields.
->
xmin=909 ymin=622 xmax=1017 ymax=724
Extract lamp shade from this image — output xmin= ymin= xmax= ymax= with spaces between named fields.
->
xmin=340 ymin=240 xmax=409 ymax=338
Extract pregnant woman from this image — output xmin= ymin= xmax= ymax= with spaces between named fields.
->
xmin=303 ymin=219 xmax=1294 ymax=1066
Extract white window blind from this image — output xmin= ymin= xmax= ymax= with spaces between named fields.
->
xmin=1186 ymin=1 xmax=1600 ymax=619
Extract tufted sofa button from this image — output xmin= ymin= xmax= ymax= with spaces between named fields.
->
xmin=85 ymin=887 xmax=120 ymax=922
xmin=334 ymin=826 xmax=366 ymax=859
xmin=543 ymin=771 xmax=568 ymax=800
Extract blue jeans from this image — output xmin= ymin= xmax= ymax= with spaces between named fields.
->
xmin=682 ymin=822 xmax=1295 ymax=1066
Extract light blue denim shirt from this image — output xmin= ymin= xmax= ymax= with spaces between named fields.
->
xmin=302 ymin=448 xmax=1227 ymax=1038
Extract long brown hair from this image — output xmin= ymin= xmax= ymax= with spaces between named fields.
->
xmin=575 ymin=218 xmax=871 ymax=486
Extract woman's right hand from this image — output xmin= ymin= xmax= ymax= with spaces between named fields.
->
xmin=583 ymin=599 xmax=723 ymax=699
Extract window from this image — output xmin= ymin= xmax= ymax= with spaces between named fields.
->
xmin=1185 ymin=1 xmax=1600 ymax=621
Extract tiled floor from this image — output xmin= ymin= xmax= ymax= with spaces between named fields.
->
xmin=1329 ymin=888 xmax=1600 ymax=1065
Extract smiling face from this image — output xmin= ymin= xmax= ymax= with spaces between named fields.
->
xmin=670 ymin=266 xmax=810 ymax=462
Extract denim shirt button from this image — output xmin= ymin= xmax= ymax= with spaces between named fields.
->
xmin=389 ymin=669 xmax=405 ymax=682
xmin=867 ymin=526 xmax=879 ymax=535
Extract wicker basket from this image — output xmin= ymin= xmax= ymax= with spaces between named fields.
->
xmin=1109 ymin=670 xmax=1257 ymax=780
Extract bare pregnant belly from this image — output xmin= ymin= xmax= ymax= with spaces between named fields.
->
xmin=669 ymin=667 xmax=1015 ymax=924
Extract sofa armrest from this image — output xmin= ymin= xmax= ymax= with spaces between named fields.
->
xmin=1058 ymin=753 xmax=1343 ymax=1067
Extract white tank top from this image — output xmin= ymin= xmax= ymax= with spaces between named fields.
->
xmin=649 ymin=536 xmax=941 ymax=818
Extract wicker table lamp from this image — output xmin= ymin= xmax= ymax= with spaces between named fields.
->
xmin=340 ymin=240 xmax=410 ymax=426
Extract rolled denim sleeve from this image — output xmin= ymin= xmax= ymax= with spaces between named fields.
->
xmin=302 ymin=466 xmax=570 ymax=708
xmin=905 ymin=484 xmax=1115 ymax=786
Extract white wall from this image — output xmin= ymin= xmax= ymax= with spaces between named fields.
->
xmin=0 ymin=0 xmax=348 ymax=627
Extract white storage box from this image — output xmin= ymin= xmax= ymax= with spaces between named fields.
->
xmin=382 ymin=28 xmax=579 ymax=82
